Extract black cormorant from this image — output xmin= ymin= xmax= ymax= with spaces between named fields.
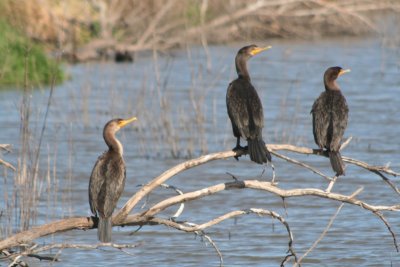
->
xmin=226 ymin=44 xmax=272 ymax=164
xmin=311 ymin=66 xmax=350 ymax=176
xmin=89 ymin=116 xmax=137 ymax=242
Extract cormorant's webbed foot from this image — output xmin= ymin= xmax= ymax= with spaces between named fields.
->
xmin=232 ymin=145 xmax=247 ymax=161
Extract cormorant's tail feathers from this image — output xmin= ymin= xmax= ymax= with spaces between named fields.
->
xmin=98 ymin=217 xmax=112 ymax=243
xmin=329 ymin=151 xmax=345 ymax=176
xmin=248 ymin=139 xmax=271 ymax=164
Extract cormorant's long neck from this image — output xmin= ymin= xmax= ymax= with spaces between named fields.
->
xmin=104 ymin=130 xmax=123 ymax=155
xmin=324 ymin=79 xmax=340 ymax=92
xmin=235 ymin=55 xmax=250 ymax=81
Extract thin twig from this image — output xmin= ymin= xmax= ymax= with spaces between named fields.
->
xmin=296 ymin=203 xmax=344 ymax=266
xmin=137 ymin=183 xmax=185 ymax=219
xmin=270 ymin=150 xmax=333 ymax=182
xmin=160 ymin=183 xmax=185 ymax=219
xmin=373 ymin=211 xmax=399 ymax=253
xmin=325 ymin=175 xmax=338 ymax=193
xmin=4 ymin=242 xmax=142 ymax=263
xmin=150 ymin=208 xmax=298 ymax=265
xmin=0 ymin=158 xmax=16 ymax=171
xmin=339 ymin=136 xmax=353 ymax=151
xmin=184 ymin=221 xmax=223 ymax=266
xmin=295 ymin=187 xmax=363 ymax=266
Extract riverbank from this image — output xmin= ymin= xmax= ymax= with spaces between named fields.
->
xmin=1 ymin=0 xmax=399 ymax=63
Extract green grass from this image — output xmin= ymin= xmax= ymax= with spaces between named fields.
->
xmin=0 ymin=20 xmax=64 ymax=88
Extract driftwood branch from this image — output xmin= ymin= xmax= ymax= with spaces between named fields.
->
xmin=0 ymin=144 xmax=398 ymax=264
xmin=268 ymin=143 xmax=400 ymax=195
xmin=116 ymin=142 xmax=399 ymax=223
xmin=1 ymin=180 xmax=398 ymax=251
xmin=140 ymin=180 xmax=399 ymax=220
xmin=150 ymin=208 xmax=298 ymax=266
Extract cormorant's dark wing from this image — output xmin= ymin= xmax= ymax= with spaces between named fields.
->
xmin=311 ymin=92 xmax=330 ymax=149
xmin=227 ymin=81 xmax=249 ymax=138
xmin=89 ymin=152 xmax=107 ymax=216
xmin=97 ymin=153 xmax=126 ymax=218
xmin=329 ymin=93 xmax=349 ymax=151
xmin=246 ymin=83 xmax=264 ymax=139
xmin=227 ymin=79 xmax=264 ymax=139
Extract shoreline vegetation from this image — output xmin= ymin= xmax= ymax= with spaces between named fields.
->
xmin=0 ymin=20 xmax=64 ymax=87
xmin=0 ymin=0 xmax=399 ymax=68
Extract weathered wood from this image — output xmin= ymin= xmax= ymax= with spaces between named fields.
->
xmin=1 ymin=143 xmax=399 ymax=252
xmin=0 ymin=217 xmax=94 ymax=251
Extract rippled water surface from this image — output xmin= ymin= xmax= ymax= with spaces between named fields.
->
xmin=1 ymin=37 xmax=400 ymax=266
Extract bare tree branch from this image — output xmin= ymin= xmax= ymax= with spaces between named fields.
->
xmin=0 ymin=145 xmax=398 ymax=261
xmin=113 ymin=150 xmax=236 ymax=223
xmin=116 ymin=144 xmax=399 ymax=223
xmin=141 ymin=180 xmax=399 ymax=220
xmin=1 ymin=178 xmax=398 ymax=252
xmin=270 ymin=150 xmax=333 ymax=182
xmin=138 ymin=208 xmax=298 ymax=265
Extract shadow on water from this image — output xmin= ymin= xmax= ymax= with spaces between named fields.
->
xmin=0 ymin=37 xmax=400 ymax=266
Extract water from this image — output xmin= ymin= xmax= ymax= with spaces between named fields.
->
xmin=1 ymin=37 xmax=400 ymax=266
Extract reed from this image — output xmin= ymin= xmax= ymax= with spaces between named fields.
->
xmin=0 ymin=48 xmax=63 ymax=238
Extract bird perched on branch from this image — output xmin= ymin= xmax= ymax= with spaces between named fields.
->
xmin=89 ymin=116 xmax=137 ymax=242
xmin=311 ymin=66 xmax=350 ymax=176
xmin=226 ymin=44 xmax=272 ymax=164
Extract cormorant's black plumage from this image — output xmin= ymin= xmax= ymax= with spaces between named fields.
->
xmin=311 ymin=66 xmax=350 ymax=176
xmin=226 ymin=45 xmax=272 ymax=164
xmin=89 ymin=116 xmax=137 ymax=242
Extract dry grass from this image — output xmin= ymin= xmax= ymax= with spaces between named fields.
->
xmin=2 ymin=0 xmax=399 ymax=61
xmin=0 ymin=50 xmax=66 ymax=237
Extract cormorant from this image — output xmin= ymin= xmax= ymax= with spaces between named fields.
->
xmin=311 ymin=66 xmax=350 ymax=176
xmin=89 ymin=116 xmax=137 ymax=242
xmin=226 ymin=44 xmax=272 ymax=164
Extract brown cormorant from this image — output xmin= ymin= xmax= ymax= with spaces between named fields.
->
xmin=89 ymin=116 xmax=137 ymax=242
xmin=311 ymin=66 xmax=350 ymax=176
xmin=226 ymin=44 xmax=272 ymax=164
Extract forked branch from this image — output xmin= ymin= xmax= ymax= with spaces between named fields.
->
xmin=115 ymin=143 xmax=399 ymax=222
xmin=0 ymin=144 xmax=398 ymax=265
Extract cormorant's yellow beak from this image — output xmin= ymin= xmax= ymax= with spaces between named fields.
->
xmin=119 ymin=116 xmax=137 ymax=128
xmin=338 ymin=69 xmax=351 ymax=76
xmin=250 ymin=46 xmax=272 ymax=56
